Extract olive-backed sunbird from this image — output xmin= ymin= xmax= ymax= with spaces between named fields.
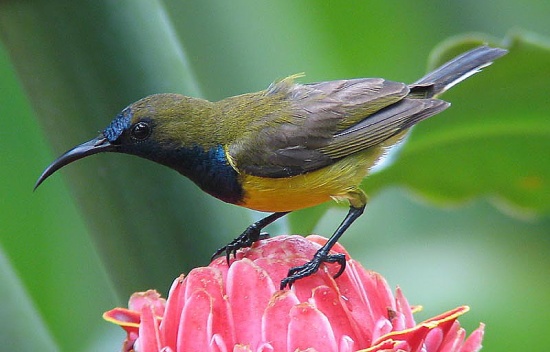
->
xmin=35 ymin=45 xmax=507 ymax=289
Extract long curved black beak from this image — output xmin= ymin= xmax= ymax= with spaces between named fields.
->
xmin=34 ymin=135 xmax=115 ymax=191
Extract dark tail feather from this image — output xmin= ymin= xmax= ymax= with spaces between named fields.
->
xmin=409 ymin=45 xmax=507 ymax=98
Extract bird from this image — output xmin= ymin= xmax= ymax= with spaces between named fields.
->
xmin=35 ymin=45 xmax=507 ymax=289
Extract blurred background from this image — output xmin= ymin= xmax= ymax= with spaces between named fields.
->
xmin=1 ymin=1 xmax=549 ymax=351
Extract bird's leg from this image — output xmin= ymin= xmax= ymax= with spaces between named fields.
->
xmin=211 ymin=211 xmax=289 ymax=264
xmin=280 ymin=190 xmax=367 ymax=290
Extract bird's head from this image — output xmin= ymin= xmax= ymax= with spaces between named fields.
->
xmin=34 ymin=93 xmax=213 ymax=190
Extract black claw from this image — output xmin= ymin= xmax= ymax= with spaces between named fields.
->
xmin=211 ymin=212 xmax=289 ymax=265
xmin=280 ymin=277 xmax=293 ymax=290
xmin=226 ymin=250 xmax=232 ymax=265
xmin=210 ymin=246 xmax=227 ymax=262
xmin=210 ymin=224 xmax=264 ymax=263
xmin=280 ymin=251 xmax=347 ymax=290
xmin=258 ymin=232 xmax=270 ymax=241
xmin=332 ymin=254 xmax=347 ymax=279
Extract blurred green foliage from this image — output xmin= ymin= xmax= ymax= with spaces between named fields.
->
xmin=366 ymin=34 xmax=550 ymax=210
xmin=1 ymin=1 xmax=549 ymax=351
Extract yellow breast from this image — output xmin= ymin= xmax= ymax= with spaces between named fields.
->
xmin=237 ymin=149 xmax=382 ymax=212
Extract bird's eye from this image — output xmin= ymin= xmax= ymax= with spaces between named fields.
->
xmin=130 ymin=121 xmax=151 ymax=141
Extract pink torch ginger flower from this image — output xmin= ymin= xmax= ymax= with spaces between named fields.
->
xmin=104 ymin=235 xmax=484 ymax=352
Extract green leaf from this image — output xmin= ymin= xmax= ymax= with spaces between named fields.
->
xmin=0 ymin=247 xmax=58 ymax=351
xmin=0 ymin=38 xmax=122 ymax=351
xmin=365 ymin=31 xmax=550 ymax=214
xmin=0 ymin=0 xmax=250 ymax=297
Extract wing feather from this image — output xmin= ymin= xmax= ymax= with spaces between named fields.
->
xmin=319 ymin=98 xmax=449 ymax=158
xmin=228 ymin=76 xmax=444 ymax=178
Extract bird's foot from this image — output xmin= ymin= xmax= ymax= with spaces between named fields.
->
xmin=211 ymin=212 xmax=289 ymax=265
xmin=211 ymin=224 xmax=270 ymax=264
xmin=280 ymin=250 xmax=346 ymax=290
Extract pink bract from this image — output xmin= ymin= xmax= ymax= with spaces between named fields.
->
xmin=104 ymin=235 xmax=484 ymax=352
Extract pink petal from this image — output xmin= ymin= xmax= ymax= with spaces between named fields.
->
xmin=288 ymin=303 xmax=337 ymax=352
xmin=350 ymin=261 xmax=395 ymax=320
xmin=184 ymin=267 xmax=225 ymax=299
xmin=371 ymin=318 xmax=394 ymax=343
xmin=362 ymin=339 xmax=401 ymax=351
xmin=394 ymin=287 xmax=416 ymax=330
xmin=292 ymin=269 xmax=335 ymax=303
xmin=210 ymin=256 xmax=232 ymax=284
xmin=460 ymin=323 xmax=484 ymax=352
xmin=160 ymin=275 xmax=186 ymax=350
xmin=339 ymin=335 xmax=355 ymax=352
xmin=209 ymin=288 xmax=236 ymax=349
xmin=250 ymin=256 xmax=298 ymax=290
xmin=309 ymin=285 xmax=366 ymax=348
xmin=256 ymin=343 xmax=275 ymax=352
xmin=210 ymin=334 xmax=229 ymax=352
xmin=226 ymin=258 xmax=276 ymax=349
xmin=372 ymin=322 xmax=429 ymax=352
xmin=102 ymin=307 xmax=140 ymax=330
xmin=424 ymin=327 xmax=444 ymax=351
xmin=177 ymin=289 xmax=213 ymax=351
xmin=138 ymin=304 xmax=162 ymax=352
xmin=252 ymin=235 xmax=329 ymax=289
xmin=262 ymin=290 xmax=300 ymax=352
xmin=183 ymin=267 xmax=236 ymax=348
xmin=442 ymin=322 xmax=466 ymax=352
xmin=422 ymin=306 xmax=469 ymax=326
xmin=128 ymin=290 xmax=166 ymax=317
xmin=371 ymin=306 xmax=471 ymax=352
xmin=334 ymin=262 xmax=377 ymax=342
xmin=243 ymin=235 xmax=319 ymax=263
xmin=102 ymin=307 xmax=140 ymax=351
